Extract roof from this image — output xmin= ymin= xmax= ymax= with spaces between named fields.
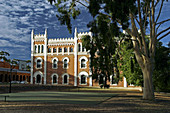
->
xmin=0 ymin=67 xmax=30 ymax=74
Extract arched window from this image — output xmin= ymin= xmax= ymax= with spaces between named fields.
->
xmin=59 ymin=48 xmax=62 ymax=52
xmin=38 ymin=45 xmax=40 ymax=53
xmin=53 ymin=75 xmax=57 ymax=84
xmin=64 ymin=59 xmax=67 ymax=69
xmin=64 ymin=48 xmax=67 ymax=52
xmin=81 ymin=75 xmax=86 ymax=84
xmin=48 ymin=48 xmax=51 ymax=53
xmin=79 ymin=56 xmax=88 ymax=69
xmin=5 ymin=74 xmax=8 ymax=82
xmin=81 ymin=59 xmax=86 ymax=68
xmin=34 ymin=45 xmax=37 ymax=53
xmin=13 ymin=75 xmax=15 ymax=81
xmin=37 ymin=59 xmax=42 ymax=68
xmin=20 ymin=75 xmax=22 ymax=82
xmin=16 ymin=75 xmax=19 ymax=81
xmin=53 ymin=59 xmax=58 ymax=69
xmin=41 ymin=45 xmax=44 ymax=53
xmin=110 ymin=74 xmax=117 ymax=85
xmin=70 ymin=47 xmax=73 ymax=52
xmin=23 ymin=75 xmax=26 ymax=81
xmin=78 ymin=43 xmax=81 ymax=52
xmin=63 ymin=75 xmax=68 ymax=84
xmin=36 ymin=75 xmax=41 ymax=83
xmin=53 ymin=48 xmax=56 ymax=53
xmin=0 ymin=74 xmax=3 ymax=82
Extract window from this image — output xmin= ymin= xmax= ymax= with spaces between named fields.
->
xmin=38 ymin=45 xmax=40 ymax=53
xmin=34 ymin=45 xmax=37 ymax=53
xmin=16 ymin=75 xmax=19 ymax=81
xmin=59 ymin=48 xmax=62 ymax=52
xmin=0 ymin=74 xmax=3 ymax=82
xmin=64 ymin=59 xmax=68 ymax=69
xmin=78 ymin=44 xmax=81 ymax=52
xmin=41 ymin=45 xmax=44 ymax=53
xmin=81 ymin=75 xmax=86 ymax=84
xmin=70 ymin=47 xmax=73 ymax=52
xmin=63 ymin=75 xmax=68 ymax=84
xmin=53 ymin=59 xmax=58 ymax=69
xmin=53 ymin=48 xmax=56 ymax=53
xmin=23 ymin=75 xmax=26 ymax=81
xmin=37 ymin=59 xmax=42 ymax=68
xmin=13 ymin=75 xmax=15 ymax=81
xmin=48 ymin=48 xmax=51 ymax=53
xmin=20 ymin=75 xmax=22 ymax=82
xmin=79 ymin=56 xmax=88 ymax=69
xmin=5 ymin=74 xmax=8 ymax=82
xmin=81 ymin=59 xmax=86 ymax=68
xmin=53 ymin=75 xmax=57 ymax=84
xmin=64 ymin=48 xmax=67 ymax=52
xmin=36 ymin=75 xmax=41 ymax=83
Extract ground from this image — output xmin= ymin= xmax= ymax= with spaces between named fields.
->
xmin=0 ymin=85 xmax=170 ymax=113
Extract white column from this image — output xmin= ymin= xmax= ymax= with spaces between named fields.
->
xmin=62 ymin=47 xmax=64 ymax=55
xmin=89 ymin=54 xmax=92 ymax=86
xmin=124 ymin=77 xmax=127 ymax=87
xmin=74 ymin=27 xmax=78 ymax=86
xmin=44 ymin=29 xmax=47 ymax=84
xmin=57 ymin=47 xmax=58 ymax=55
xmin=31 ymin=29 xmax=34 ymax=84
xmin=51 ymin=47 xmax=53 ymax=55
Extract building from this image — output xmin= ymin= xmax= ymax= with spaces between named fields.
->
xmin=0 ymin=61 xmax=30 ymax=83
xmin=31 ymin=28 xmax=128 ymax=87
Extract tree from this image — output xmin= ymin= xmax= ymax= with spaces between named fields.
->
xmin=117 ymin=39 xmax=143 ymax=87
xmin=48 ymin=0 xmax=170 ymax=100
xmin=0 ymin=51 xmax=10 ymax=61
xmin=153 ymin=42 xmax=170 ymax=92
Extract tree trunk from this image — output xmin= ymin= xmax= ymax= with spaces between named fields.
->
xmin=142 ymin=61 xmax=155 ymax=100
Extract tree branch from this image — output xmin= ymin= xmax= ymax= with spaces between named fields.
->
xmin=76 ymin=0 xmax=88 ymax=8
xmin=157 ymin=31 xmax=170 ymax=41
xmin=156 ymin=19 xmax=170 ymax=25
xmin=156 ymin=0 xmax=163 ymax=23
xmin=156 ymin=26 xmax=170 ymax=38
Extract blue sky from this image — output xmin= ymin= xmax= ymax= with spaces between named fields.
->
xmin=0 ymin=0 xmax=169 ymax=61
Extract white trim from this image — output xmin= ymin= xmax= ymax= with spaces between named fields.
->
xmin=51 ymin=73 xmax=58 ymax=84
xmin=124 ymin=77 xmax=127 ymax=87
xmin=52 ymin=57 xmax=58 ymax=69
xmin=79 ymin=56 xmax=88 ymax=69
xmin=62 ymin=57 xmax=69 ymax=69
xmin=33 ymin=71 xmax=43 ymax=84
xmin=34 ymin=57 xmax=43 ymax=69
xmin=62 ymin=73 xmax=69 ymax=85
xmin=78 ymin=71 xmax=88 ymax=85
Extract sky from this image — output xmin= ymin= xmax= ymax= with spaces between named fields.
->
xmin=0 ymin=0 xmax=169 ymax=61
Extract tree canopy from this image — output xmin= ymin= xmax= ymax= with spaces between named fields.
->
xmin=48 ymin=0 xmax=170 ymax=100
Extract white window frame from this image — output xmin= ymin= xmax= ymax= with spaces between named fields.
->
xmin=78 ymin=71 xmax=88 ymax=85
xmin=51 ymin=73 xmax=58 ymax=84
xmin=33 ymin=71 xmax=43 ymax=84
xmin=62 ymin=73 xmax=69 ymax=85
xmin=52 ymin=57 xmax=58 ymax=69
xmin=62 ymin=57 xmax=69 ymax=69
xmin=35 ymin=57 xmax=43 ymax=69
xmin=79 ymin=56 xmax=88 ymax=69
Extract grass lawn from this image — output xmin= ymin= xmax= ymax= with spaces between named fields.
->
xmin=0 ymin=91 xmax=117 ymax=105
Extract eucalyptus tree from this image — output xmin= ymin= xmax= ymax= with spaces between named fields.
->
xmin=48 ymin=0 xmax=170 ymax=100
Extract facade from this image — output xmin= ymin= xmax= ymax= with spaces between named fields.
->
xmin=0 ymin=61 xmax=30 ymax=83
xmin=31 ymin=28 xmax=128 ymax=87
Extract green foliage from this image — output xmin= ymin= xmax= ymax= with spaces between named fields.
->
xmin=0 ymin=51 xmax=10 ymax=61
xmin=153 ymin=42 xmax=170 ymax=92
xmin=117 ymin=39 xmax=143 ymax=86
